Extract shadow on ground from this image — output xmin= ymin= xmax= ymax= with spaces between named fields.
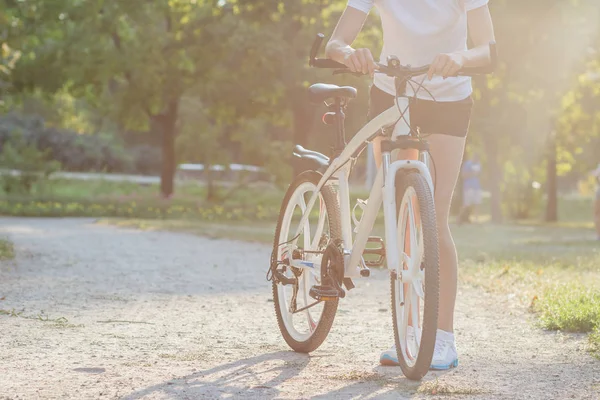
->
xmin=121 ymin=351 xmax=309 ymax=399
xmin=119 ymin=351 xmax=460 ymax=400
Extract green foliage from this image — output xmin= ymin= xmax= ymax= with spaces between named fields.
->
xmin=0 ymin=198 xmax=279 ymax=222
xmin=590 ymin=327 xmax=600 ymax=356
xmin=0 ymin=238 xmax=15 ymax=261
xmin=0 ymin=133 xmax=61 ymax=194
xmin=535 ymin=284 xmax=600 ymax=334
xmin=4 ymin=0 xmax=600 ymax=217
xmin=0 ymin=113 xmax=159 ymax=174
xmin=0 ymin=176 xmax=284 ymax=220
xmin=0 ymin=24 xmax=21 ymax=109
xmin=501 ymin=160 xmax=544 ymax=220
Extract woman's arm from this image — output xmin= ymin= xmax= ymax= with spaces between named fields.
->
xmin=325 ymin=6 xmax=378 ymax=75
xmin=427 ymin=4 xmax=496 ymax=79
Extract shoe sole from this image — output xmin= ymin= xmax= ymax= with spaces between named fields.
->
xmin=430 ymin=358 xmax=459 ymax=370
xmin=380 ymin=356 xmax=459 ymax=370
xmin=380 ymin=354 xmax=400 ymax=366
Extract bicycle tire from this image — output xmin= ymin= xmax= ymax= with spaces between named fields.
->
xmin=391 ymin=171 xmax=440 ymax=380
xmin=272 ymin=170 xmax=342 ymax=353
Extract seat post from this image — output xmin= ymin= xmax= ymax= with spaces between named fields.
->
xmin=333 ymin=97 xmax=346 ymax=155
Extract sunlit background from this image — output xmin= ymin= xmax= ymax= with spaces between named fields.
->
xmin=1 ymin=2 xmax=600 ymax=396
xmin=1 ymin=1 xmax=600 ymax=224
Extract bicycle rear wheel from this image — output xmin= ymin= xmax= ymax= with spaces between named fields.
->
xmin=271 ymin=171 xmax=341 ymax=353
xmin=391 ymin=172 xmax=440 ymax=380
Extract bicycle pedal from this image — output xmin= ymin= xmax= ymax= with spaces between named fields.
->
xmin=309 ymin=285 xmax=344 ymax=301
xmin=343 ymin=277 xmax=355 ymax=291
xmin=363 ymin=236 xmax=386 ymax=267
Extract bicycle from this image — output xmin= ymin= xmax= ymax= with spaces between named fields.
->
xmin=267 ymin=33 xmax=497 ymax=380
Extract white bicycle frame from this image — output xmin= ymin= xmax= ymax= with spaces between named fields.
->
xmin=289 ymin=96 xmax=434 ymax=280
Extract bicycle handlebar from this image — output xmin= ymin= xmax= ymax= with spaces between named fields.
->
xmin=309 ymin=33 xmax=497 ymax=78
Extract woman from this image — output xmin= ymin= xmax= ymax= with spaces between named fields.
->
xmin=325 ymin=0 xmax=496 ymax=370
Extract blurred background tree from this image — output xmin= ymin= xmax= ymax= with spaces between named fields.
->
xmin=2 ymin=0 xmax=600 ymax=220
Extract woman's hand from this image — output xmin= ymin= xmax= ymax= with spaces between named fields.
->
xmin=427 ymin=53 xmax=466 ymax=80
xmin=343 ymin=48 xmax=378 ymax=76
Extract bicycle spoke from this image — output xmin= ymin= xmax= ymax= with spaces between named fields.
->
xmin=299 ymin=195 xmax=311 ymax=251
xmin=401 ymin=284 xmax=412 ymax=360
xmin=410 ymin=285 xmax=420 ymax=354
xmin=273 ymin=178 xmax=337 ymax=347
xmin=311 ymin=196 xmax=327 ymax=250
xmin=407 ymin=197 xmax=419 ymax=272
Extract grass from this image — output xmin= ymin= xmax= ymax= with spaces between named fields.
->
xmin=98 ymin=219 xmax=276 ymax=243
xmin=453 ymin=222 xmax=600 ymax=355
xmin=0 ymin=238 xmax=15 ymax=261
xmin=0 ymin=178 xmax=284 ymax=221
xmin=534 ymin=284 xmax=600 ymax=333
xmin=1 ymin=177 xmax=284 ymax=206
xmin=416 ymin=378 xmax=486 ymax=396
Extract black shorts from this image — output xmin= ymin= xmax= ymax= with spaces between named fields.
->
xmin=367 ymin=85 xmax=474 ymax=138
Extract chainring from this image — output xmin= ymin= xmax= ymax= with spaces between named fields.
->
xmin=320 ymin=239 xmax=345 ymax=288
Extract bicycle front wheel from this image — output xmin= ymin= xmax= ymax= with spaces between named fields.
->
xmin=391 ymin=171 xmax=440 ymax=380
xmin=271 ymin=171 xmax=341 ymax=353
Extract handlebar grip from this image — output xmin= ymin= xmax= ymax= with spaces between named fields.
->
xmin=333 ymin=69 xmax=364 ymax=77
xmin=312 ymin=59 xmax=348 ymax=69
xmin=309 ymin=33 xmax=325 ymax=67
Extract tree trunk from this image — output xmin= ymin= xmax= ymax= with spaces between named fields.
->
xmin=482 ymin=130 xmax=503 ymax=223
xmin=545 ymin=133 xmax=558 ymax=222
xmin=152 ymin=99 xmax=179 ymax=198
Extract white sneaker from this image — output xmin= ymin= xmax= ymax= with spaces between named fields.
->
xmin=380 ymin=326 xmax=420 ymax=366
xmin=430 ymin=329 xmax=458 ymax=370
xmin=380 ymin=328 xmax=458 ymax=370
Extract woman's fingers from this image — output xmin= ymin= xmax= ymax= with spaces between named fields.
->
xmin=428 ymin=53 xmax=465 ymax=79
xmin=355 ymin=49 xmax=369 ymax=74
xmin=441 ymin=62 xmax=455 ymax=79
xmin=344 ymin=48 xmax=377 ymax=75
xmin=344 ymin=52 xmax=360 ymax=72
xmin=427 ymin=54 xmax=446 ymax=80
xmin=363 ymin=49 xmax=377 ymax=76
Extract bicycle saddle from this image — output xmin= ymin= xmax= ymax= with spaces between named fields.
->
xmin=308 ymin=83 xmax=357 ymax=104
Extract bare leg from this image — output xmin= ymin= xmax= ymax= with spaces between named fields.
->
xmin=427 ymin=134 xmax=466 ymax=332
xmin=373 ymin=135 xmax=465 ymax=332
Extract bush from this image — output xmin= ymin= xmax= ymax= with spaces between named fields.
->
xmin=590 ymin=328 xmax=600 ymax=357
xmin=535 ymin=283 xmax=600 ymax=333
xmin=129 ymin=144 xmax=162 ymax=175
xmin=0 ymin=113 xmax=161 ymax=175
xmin=501 ymin=161 xmax=544 ymax=220
xmin=0 ymin=133 xmax=61 ymax=194
xmin=0 ymin=238 xmax=14 ymax=261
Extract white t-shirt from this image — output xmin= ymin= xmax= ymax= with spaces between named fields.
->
xmin=347 ymin=0 xmax=489 ymax=102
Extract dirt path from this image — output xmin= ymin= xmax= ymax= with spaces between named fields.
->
xmin=0 ymin=217 xmax=598 ymax=400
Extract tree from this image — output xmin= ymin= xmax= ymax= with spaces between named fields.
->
xmin=6 ymin=0 xmax=258 ymax=197
xmin=470 ymin=0 xmax=599 ymax=222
